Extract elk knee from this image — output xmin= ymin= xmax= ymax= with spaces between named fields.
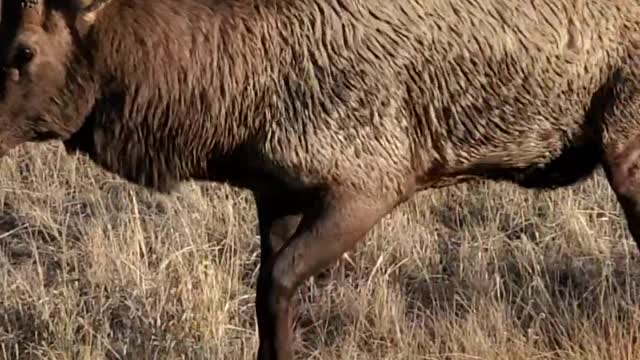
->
xmin=259 ymin=258 xmax=297 ymax=312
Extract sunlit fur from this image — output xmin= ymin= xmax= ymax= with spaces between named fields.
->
xmin=0 ymin=0 xmax=637 ymax=198
xmin=4 ymin=1 xmax=640 ymax=358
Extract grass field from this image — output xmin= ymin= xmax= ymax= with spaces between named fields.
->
xmin=1 ymin=142 xmax=639 ymax=360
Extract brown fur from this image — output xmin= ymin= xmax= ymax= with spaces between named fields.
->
xmin=2 ymin=0 xmax=640 ymax=359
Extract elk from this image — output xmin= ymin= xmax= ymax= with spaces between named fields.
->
xmin=1 ymin=0 xmax=639 ymax=359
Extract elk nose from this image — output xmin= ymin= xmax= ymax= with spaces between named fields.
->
xmin=6 ymin=69 xmax=19 ymax=82
xmin=1 ymin=66 xmax=20 ymax=82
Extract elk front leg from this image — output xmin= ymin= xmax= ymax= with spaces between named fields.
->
xmin=253 ymin=191 xmax=303 ymax=359
xmin=255 ymin=189 xmax=399 ymax=360
xmin=254 ymin=192 xmax=303 ymax=258
xmin=603 ymin=133 xmax=640 ymax=248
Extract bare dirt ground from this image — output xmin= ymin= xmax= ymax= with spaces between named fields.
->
xmin=1 ymin=143 xmax=639 ymax=360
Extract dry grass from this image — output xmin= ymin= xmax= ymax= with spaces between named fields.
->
xmin=1 ymin=142 xmax=640 ymax=360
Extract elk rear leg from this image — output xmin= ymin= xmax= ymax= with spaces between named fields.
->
xmin=603 ymin=133 xmax=640 ymax=247
xmin=255 ymin=189 xmax=400 ymax=360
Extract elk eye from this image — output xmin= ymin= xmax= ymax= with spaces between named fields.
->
xmin=14 ymin=46 xmax=34 ymax=68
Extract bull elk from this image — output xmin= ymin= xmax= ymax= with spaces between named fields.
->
xmin=1 ymin=0 xmax=639 ymax=359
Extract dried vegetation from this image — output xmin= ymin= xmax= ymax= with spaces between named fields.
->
xmin=1 ymin=143 xmax=639 ymax=360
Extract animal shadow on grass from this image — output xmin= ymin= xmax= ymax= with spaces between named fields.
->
xmin=0 ymin=202 xmax=69 ymax=359
xmin=0 ymin=201 xmax=75 ymax=282
xmin=0 ymin=199 xmax=104 ymax=360
xmin=399 ymin=193 xmax=640 ymax=354
xmin=0 ymin=196 xmax=199 ymax=360
xmin=401 ymin=252 xmax=640 ymax=351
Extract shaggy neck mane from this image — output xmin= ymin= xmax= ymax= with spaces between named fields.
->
xmin=79 ymin=0 xmax=310 ymax=192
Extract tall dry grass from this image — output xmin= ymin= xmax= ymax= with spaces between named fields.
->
xmin=1 ymin=142 xmax=639 ymax=360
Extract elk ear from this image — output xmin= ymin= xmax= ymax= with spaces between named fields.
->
xmin=72 ymin=0 xmax=111 ymax=33
xmin=71 ymin=0 xmax=109 ymax=11
xmin=71 ymin=0 xmax=111 ymax=30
